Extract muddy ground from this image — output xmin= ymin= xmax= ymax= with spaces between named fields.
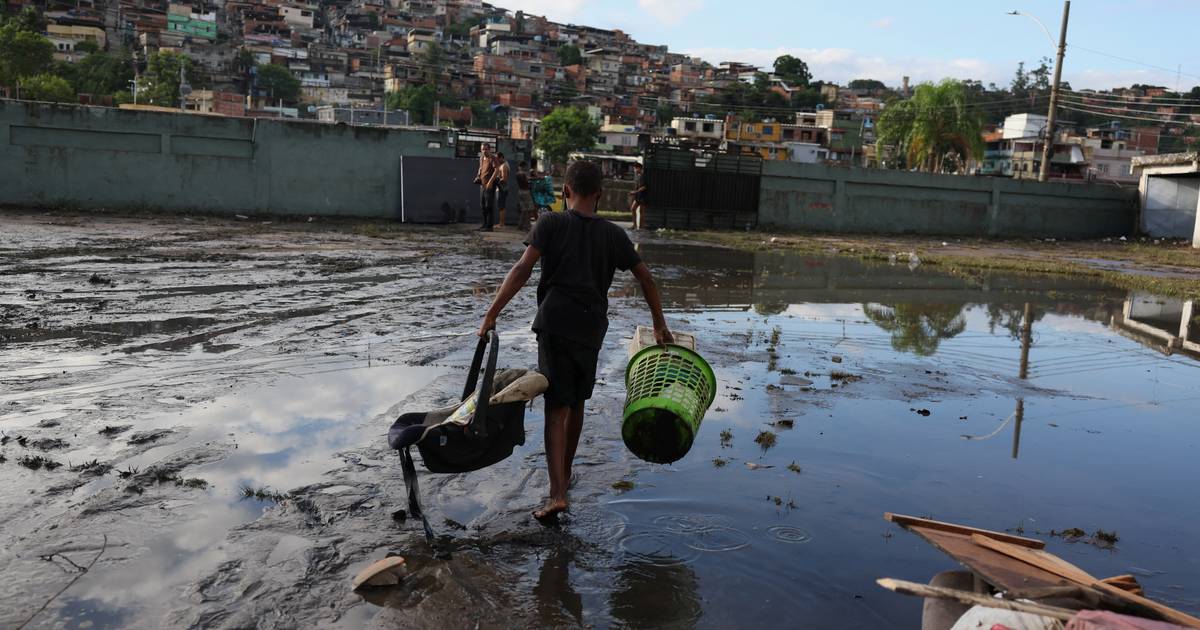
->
xmin=2 ymin=209 xmax=1198 ymax=629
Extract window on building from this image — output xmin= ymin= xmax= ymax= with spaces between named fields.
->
xmin=684 ymin=121 xmax=696 ymax=131
xmin=783 ymin=129 xmax=794 ymax=140
xmin=702 ymin=122 xmax=714 ymax=133
xmin=746 ymin=125 xmax=755 ymax=133
xmin=762 ymin=125 xmax=773 ymax=135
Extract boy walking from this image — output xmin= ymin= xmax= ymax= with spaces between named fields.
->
xmin=478 ymin=161 xmax=673 ymax=520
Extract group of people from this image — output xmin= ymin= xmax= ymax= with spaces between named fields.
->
xmin=475 ymin=145 xmax=556 ymax=233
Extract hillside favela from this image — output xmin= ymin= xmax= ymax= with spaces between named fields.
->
xmin=2 ymin=0 xmax=1200 ymax=628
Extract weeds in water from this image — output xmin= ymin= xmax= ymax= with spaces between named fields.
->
xmin=240 ymin=485 xmax=288 ymax=502
xmin=1093 ymin=529 xmax=1119 ymax=545
xmin=98 ymin=425 xmax=132 ymax=437
xmin=787 ymin=461 xmax=802 ymax=474
xmin=787 ymin=495 xmax=797 ymax=509
xmin=719 ymin=428 xmax=733 ymax=447
xmin=772 ymin=419 xmax=794 ymax=430
xmin=611 ymin=480 xmax=635 ymax=493
xmin=779 ymin=368 xmax=797 ymax=376
xmin=176 ymin=478 xmax=209 ymax=490
xmin=17 ymin=435 xmax=28 ymax=447
xmin=1013 ymin=521 xmax=1025 ymax=534
xmin=754 ymin=430 xmax=777 ymax=450
xmin=0 ymin=452 xmax=6 ymax=463
xmin=70 ymin=460 xmax=113 ymax=477
xmin=125 ymin=485 xmax=144 ymax=495
xmin=0 ymin=435 xmax=10 ymax=446
xmin=117 ymin=466 xmax=139 ymax=479
xmin=18 ymin=455 xmax=62 ymax=471
xmin=712 ymin=458 xmax=727 ymax=468
xmin=769 ymin=495 xmax=783 ymax=506
xmin=1050 ymin=527 xmax=1086 ymax=539
xmin=829 ymin=370 xmax=862 ymax=382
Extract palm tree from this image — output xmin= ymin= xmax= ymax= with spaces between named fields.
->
xmin=876 ymin=79 xmax=984 ymax=173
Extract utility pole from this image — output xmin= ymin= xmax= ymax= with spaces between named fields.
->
xmin=1038 ymin=0 xmax=1070 ymax=183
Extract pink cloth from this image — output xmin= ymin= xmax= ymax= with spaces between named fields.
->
xmin=1067 ymin=610 xmax=1190 ymax=630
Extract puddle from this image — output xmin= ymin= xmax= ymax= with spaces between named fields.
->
xmin=2 ymin=216 xmax=1198 ymax=628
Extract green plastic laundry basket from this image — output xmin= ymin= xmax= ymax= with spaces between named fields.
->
xmin=622 ymin=344 xmax=717 ymax=464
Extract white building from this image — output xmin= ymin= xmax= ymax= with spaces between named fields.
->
xmin=671 ymin=117 xmax=724 ymax=142
xmin=786 ymin=142 xmax=828 ymax=164
xmin=1002 ymin=113 xmax=1048 ymax=140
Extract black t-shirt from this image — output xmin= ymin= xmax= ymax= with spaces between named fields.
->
xmin=525 ymin=210 xmax=642 ymax=349
xmin=516 ymin=170 xmax=530 ymax=190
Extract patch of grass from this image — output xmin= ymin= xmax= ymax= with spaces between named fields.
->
xmin=18 ymin=455 xmax=62 ymax=471
xmin=787 ymin=461 xmax=802 ymax=474
xmin=30 ymin=438 xmax=70 ymax=451
xmin=352 ymin=223 xmax=404 ymax=239
xmin=1093 ymin=529 xmax=1119 ymax=545
xmin=719 ymin=428 xmax=733 ymax=445
xmin=240 ymin=484 xmax=288 ymax=502
xmin=1050 ymin=527 xmax=1086 ymax=539
xmin=597 ymin=210 xmax=632 ymax=221
xmin=70 ymin=459 xmax=113 ymax=477
xmin=611 ymin=480 xmax=635 ymax=492
xmin=829 ymin=370 xmax=863 ymax=383
xmin=712 ymin=457 xmax=727 ymax=468
xmin=754 ymin=430 xmax=777 ymax=450
xmin=117 ymin=466 xmax=139 ymax=479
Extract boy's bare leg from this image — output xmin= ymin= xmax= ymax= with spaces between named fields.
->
xmin=536 ymin=400 xmax=571 ymax=519
xmin=564 ymin=403 xmax=584 ymax=488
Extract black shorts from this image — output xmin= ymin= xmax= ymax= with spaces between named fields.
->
xmin=537 ymin=333 xmax=600 ymax=407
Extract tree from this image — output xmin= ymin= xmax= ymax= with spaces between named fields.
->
xmin=20 ymin=73 xmax=74 ymax=102
xmin=773 ymin=54 xmax=811 ymax=86
xmin=386 ymin=83 xmax=437 ymax=124
xmin=62 ymin=48 xmax=135 ymax=96
xmin=256 ymin=63 xmax=300 ymax=102
xmin=141 ymin=51 xmax=196 ymax=106
xmin=557 ymin=44 xmax=582 ymax=67
xmin=848 ymin=79 xmax=886 ymax=91
xmin=862 ymin=303 xmax=967 ymax=356
xmin=875 ymin=79 xmax=984 ymax=173
xmin=421 ymin=42 xmax=444 ymax=81
xmin=0 ymin=17 xmax=55 ymax=87
xmin=537 ymin=106 xmax=599 ymax=166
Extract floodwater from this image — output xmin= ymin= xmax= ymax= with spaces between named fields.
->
xmin=1 ymin=213 xmax=1198 ymax=628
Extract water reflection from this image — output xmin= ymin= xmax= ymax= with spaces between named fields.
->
xmin=608 ymin=559 xmax=702 ymax=629
xmin=532 ymin=548 xmax=583 ymax=627
xmin=861 ymin=303 xmax=967 ymax=357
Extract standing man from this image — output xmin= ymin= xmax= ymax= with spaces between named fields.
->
xmin=476 ymin=145 xmax=496 ymax=232
xmin=492 ymin=151 xmax=511 ymax=229
xmin=478 ymin=160 xmax=673 ymax=520
xmin=628 ymin=162 xmax=647 ymax=229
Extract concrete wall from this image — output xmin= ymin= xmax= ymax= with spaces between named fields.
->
xmin=1 ymin=100 xmax=460 ymax=218
xmin=1142 ymin=175 xmax=1200 ymax=238
xmin=759 ymin=161 xmax=1137 ymax=238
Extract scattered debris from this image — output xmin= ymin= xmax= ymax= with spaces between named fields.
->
xmin=771 ymin=419 xmax=794 ymax=430
xmin=754 ymin=430 xmax=777 ymax=450
xmin=779 ymin=368 xmax=797 ymax=376
xmin=87 ymin=273 xmax=115 ymax=286
xmin=912 ymin=408 xmax=932 ymax=417
xmin=829 ymin=370 xmax=862 ymax=383
xmin=745 ymin=462 xmax=774 ymax=470
xmin=831 ymin=355 xmax=843 ymax=364
xmin=611 ymin=480 xmax=635 ymax=492
xmin=787 ymin=461 xmax=802 ymax=474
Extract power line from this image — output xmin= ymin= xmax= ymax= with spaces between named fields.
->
xmin=1069 ymin=44 xmax=1200 ymax=82
xmin=1058 ymin=96 xmax=1198 ymax=119
xmin=1061 ymin=88 xmax=1200 ymax=106
xmin=1058 ymin=103 xmax=1199 ymax=127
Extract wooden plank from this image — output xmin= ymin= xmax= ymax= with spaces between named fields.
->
xmin=971 ymin=535 xmax=1097 ymax=585
xmin=907 ymin=527 xmax=1067 ymax=591
xmin=884 ymin=512 xmax=1046 ymax=549
xmin=972 ymin=535 xmax=1200 ymax=629
xmin=876 ymin=578 xmax=1077 ymax=622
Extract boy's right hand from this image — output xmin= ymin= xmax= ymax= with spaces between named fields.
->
xmin=654 ymin=326 xmax=674 ymax=346
xmin=478 ymin=313 xmax=497 ymax=337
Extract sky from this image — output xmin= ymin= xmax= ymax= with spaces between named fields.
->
xmin=501 ymin=0 xmax=1200 ymax=91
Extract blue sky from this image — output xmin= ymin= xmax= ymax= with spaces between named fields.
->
xmin=504 ymin=0 xmax=1200 ymax=90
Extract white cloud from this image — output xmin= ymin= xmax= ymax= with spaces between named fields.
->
xmin=637 ymin=0 xmax=704 ymax=26
xmin=869 ymin=16 xmax=894 ymax=29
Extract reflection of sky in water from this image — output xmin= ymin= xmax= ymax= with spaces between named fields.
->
xmin=597 ymin=246 xmax=1200 ymax=626
xmin=49 ymin=364 xmax=444 ymax=628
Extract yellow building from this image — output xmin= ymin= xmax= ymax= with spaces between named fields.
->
xmin=725 ymin=117 xmax=783 ymax=143
xmin=47 ymin=24 xmax=106 ymax=50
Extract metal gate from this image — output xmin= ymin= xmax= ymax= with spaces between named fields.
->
xmin=643 ymin=147 xmax=762 ymax=230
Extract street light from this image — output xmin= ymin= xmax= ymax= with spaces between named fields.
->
xmin=1007 ymin=3 xmax=1070 ymax=183
xmin=1006 ymin=10 xmax=1056 ymax=50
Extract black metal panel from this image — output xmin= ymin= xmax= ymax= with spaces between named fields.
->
xmin=400 ymin=156 xmax=518 ymax=224
xmin=643 ymin=147 xmax=762 ymax=230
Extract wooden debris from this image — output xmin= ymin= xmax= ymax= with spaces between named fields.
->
xmin=875 ymin=578 xmax=1076 ymax=622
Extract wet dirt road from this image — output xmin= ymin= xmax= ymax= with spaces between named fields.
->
xmin=2 ymin=210 xmax=1198 ymax=628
